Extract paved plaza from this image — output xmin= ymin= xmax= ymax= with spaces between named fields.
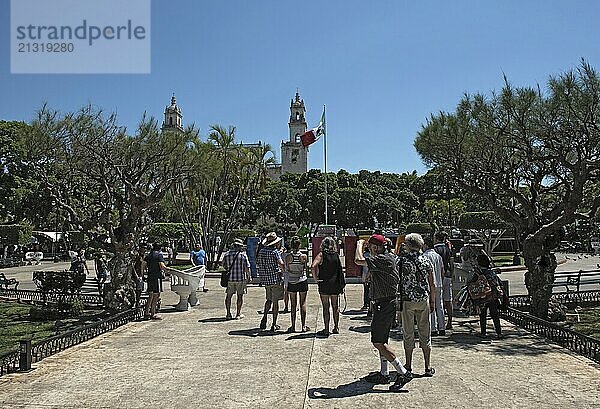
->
xmin=1 ymin=272 xmax=599 ymax=409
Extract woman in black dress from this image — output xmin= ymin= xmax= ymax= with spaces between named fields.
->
xmin=312 ymin=236 xmax=345 ymax=337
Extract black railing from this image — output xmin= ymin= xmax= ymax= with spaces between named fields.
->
xmin=0 ymin=349 xmax=20 ymax=376
xmin=0 ymin=288 xmax=103 ymax=306
xmin=501 ymin=306 xmax=600 ymax=363
xmin=0 ymin=302 xmax=146 ymax=377
xmin=508 ymin=290 xmax=600 ymax=308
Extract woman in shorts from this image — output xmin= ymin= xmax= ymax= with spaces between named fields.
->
xmin=312 ymin=236 xmax=345 ymax=337
xmin=285 ymin=236 xmax=309 ymax=333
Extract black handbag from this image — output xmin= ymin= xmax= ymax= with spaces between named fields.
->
xmin=220 ymin=251 xmax=241 ymax=288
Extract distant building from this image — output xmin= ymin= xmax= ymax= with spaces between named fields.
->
xmin=160 ymin=91 xmax=311 ymax=180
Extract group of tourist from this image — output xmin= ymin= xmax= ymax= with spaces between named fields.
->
xmin=103 ymin=228 xmax=503 ymax=392
xmin=232 ymin=232 xmax=345 ymax=335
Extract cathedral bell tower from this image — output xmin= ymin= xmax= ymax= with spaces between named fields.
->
xmin=162 ymin=93 xmax=183 ymax=132
xmin=281 ymin=91 xmax=308 ymax=174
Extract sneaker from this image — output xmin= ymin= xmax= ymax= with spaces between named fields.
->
xmin=423 ymin=367 xmax=435 ymax=377
xmin=389 ymin=372 xmax=412 ymax=391
xmin=363 ymin=371 xmax=391 ymax=384
xmin=235 ymin=314 xmax=245 ymax=320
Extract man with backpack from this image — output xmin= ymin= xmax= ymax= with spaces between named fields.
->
xmin=355 ymin=234 xmax=411 ymax=392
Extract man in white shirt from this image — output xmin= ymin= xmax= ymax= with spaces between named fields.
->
xmin=424 ymin=237 xmax=445 ymax=336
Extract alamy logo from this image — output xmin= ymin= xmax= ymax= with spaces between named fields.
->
xmin=10 ymin=0 xmax=151 ymax=74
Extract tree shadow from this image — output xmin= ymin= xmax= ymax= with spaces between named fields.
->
xmin=308 ymin=378 xmax=406 ymax=399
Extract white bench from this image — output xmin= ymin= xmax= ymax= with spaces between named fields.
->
xmin=25 ymin=252 xmax=43 ymax=265
xmin=170 ymin=265 xmax=205 ymax=311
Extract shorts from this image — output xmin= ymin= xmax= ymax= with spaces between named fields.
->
xmin=370 ymin=297 xmax=397 ymax=344
xmin=442 ymin=277 xmax=453 ymax=301
xmin=226 ymin=280 xmax=247 ymax=296
xmin=287 ymin=280 xmax=308 ymax=293
xmin=265 ymin=283 xmax=284 ymax=302
xmin=147 ymin=276 xmax=162 ymax=294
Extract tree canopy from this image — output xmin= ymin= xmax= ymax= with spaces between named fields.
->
xmin=415 ymin=61 xmax=600 ymax=318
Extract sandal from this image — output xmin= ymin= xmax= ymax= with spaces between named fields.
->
xmin=270 ymin=324 xmax=281 ymax=332
xmin=423 ymin=367 xmax=435 ymax=377
xmin=332 ymin=327 xmax=339 ymax=334
xmin=286 ymin=326 xmax=296 ymax=333
xmin=302 ymin=326 xmax=311 ymax=332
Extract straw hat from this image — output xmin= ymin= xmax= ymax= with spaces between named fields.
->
xmin=262 ymin=232 xmax=282 ymax=247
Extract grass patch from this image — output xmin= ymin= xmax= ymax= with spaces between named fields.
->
xmin=492 ymin=254 xmax=520 ymax=267
xmin=572 ymin=307 xmax=600 ymax=340
xmin=0 ymin=301 xmax=111 ymax=354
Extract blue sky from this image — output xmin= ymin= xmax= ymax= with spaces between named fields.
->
xmin=1 ymin=0 xmax=599 ymax=174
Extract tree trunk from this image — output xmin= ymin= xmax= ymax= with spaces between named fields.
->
xmin=522 ymin=238 xmax=557 ymax=320
xmin=104 ymin=243 xmax=136 ymax=312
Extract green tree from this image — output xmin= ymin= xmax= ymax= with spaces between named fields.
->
xmin=457 ymin=211 xmax=509 ymax=256
xmin=21 ymin=105 xmax=196 ymax=310
xmin=415 ymin=62 xmax=600 ymax=318
xmin=170 ymin=126 xmax=273 ymax=268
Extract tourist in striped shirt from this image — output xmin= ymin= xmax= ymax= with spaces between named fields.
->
xmin=257 ymin=232 xmax=285 ymax=332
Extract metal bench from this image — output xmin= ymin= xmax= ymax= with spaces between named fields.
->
xmin=0 ymin=273 xmax=19 ymax=290
xmin=553 ymin=269 xmax=600 ymax=293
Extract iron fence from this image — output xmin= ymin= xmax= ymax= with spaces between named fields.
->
xmin=0 ymin=303 xmax=146 ymax=377
xmin=0 ymin=288 xmax=103 ymax=306
xmin=501 ymin=306 xmax=600 ymax=363
xmin=508 ymin=290 xmax=600 ymax=308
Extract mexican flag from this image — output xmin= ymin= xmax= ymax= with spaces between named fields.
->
xmin=301 ymin=107 xmax=326 ymax=147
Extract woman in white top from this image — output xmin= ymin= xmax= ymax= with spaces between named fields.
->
xmin=285 ymin=236 xmax=309 ymax=333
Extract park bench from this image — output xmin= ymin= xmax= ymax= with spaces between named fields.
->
xmin=170 ymin=265 xmax=205 ymax=311
xmin=0 ymin=273 xmax=19 ymax=290
xmin=552 ymin=269 xmax=600 ymax=293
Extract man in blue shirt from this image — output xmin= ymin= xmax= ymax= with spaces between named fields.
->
xmin=190 ymin=244 xmax=208 ymax=292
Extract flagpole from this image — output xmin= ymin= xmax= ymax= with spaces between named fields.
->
xmin=323 ymin=105 xmax=328 ymax=225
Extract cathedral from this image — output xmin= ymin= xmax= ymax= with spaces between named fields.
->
xmin=161 ymin=92 xmax=310 ymax=180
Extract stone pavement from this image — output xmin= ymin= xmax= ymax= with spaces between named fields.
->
xmin=0 ymin=279 xmax=599 ymax=409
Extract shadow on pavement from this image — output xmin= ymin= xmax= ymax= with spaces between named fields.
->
xmin=198 ymin=317 xmax=230 ymax=323
xmin=342 ymin=309 xmax=366 ymax=316
xmin=348 ymin=325 xmax=371 ymax=334
xmin=308 ymin=379 xmax=405 ymax=399
xmin=286 ymin=332 xmax=316 ymax=340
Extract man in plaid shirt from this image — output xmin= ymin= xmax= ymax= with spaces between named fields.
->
xmin=223 ymin=238 xmax=251 ymax=320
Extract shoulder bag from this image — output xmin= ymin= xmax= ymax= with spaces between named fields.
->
xmin=220 ymin=251 xmax=241 ymax=288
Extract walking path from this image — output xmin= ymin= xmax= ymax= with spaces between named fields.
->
xmin=1 ymin=279 xmax=599 ymax=409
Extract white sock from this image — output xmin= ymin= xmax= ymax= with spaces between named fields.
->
xmin=391 ymin=358 xmax=407 ymax=374
xmin=380 ymin=357 xmax=389 ymax=376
